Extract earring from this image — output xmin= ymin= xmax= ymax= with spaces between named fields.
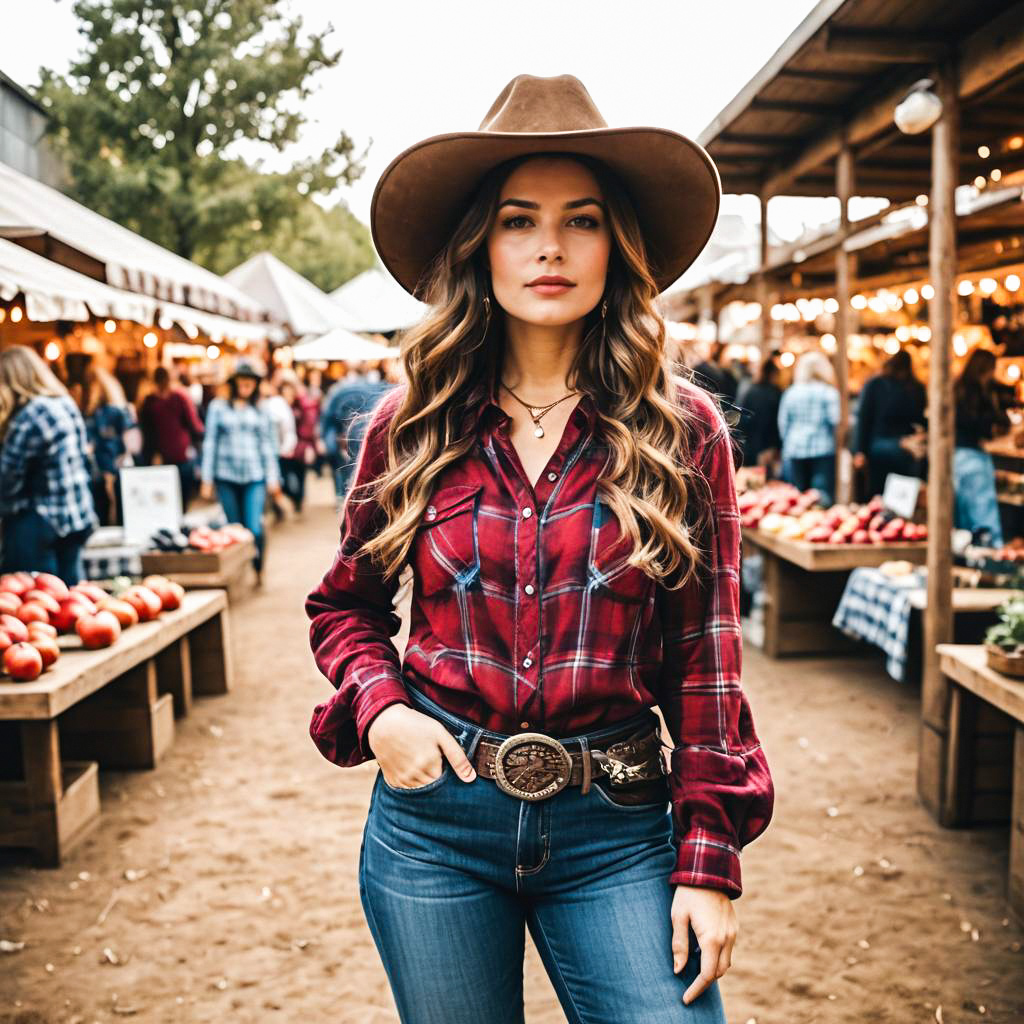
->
xmin=483 ymin=295 xmax=492 ymax=323
xmin=601 ymin=299 xmax=608 ymax=319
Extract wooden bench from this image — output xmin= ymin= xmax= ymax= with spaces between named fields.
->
xmin=928 ymin=644 xmax=1024 ymax=922
xmin=0 ymin=589 xmax=232 ymax=866
xmin=140 ymin=540 xmax=256 ymax=602
xmin=742 ymin=528 xmax=927 ymax=657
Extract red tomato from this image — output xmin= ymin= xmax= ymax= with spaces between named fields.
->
xmin=0 ymin=614 xmax=29 ymax=643
xmin=72 ymin=582 xmax=108 ymax=604
xmin=75 ymin=610 xmax=122 ymax=649
xmin=0 ymin=573 xmax=32 ymax=597
xmin=0 ymin=592 xmax=21 ymax=615
xmin=0 ymin=630 xmax=11 ymax=655
xmin=16 ymin=602 xmax=50 ymax=626
xmin=95 ymin=597 xmax=138 ymax=628
xmin=22 ymin=590 xmax=60 ymax=615
xmin=164 ymin=581 xmax=185 ymax=610
xmin=51 ymin=596 xmax=96 ymax=634
xmin=32 ymin=573 xmax=70 ymax=599
xmin=4 ymin=642 xmax=43 ymax=681
xmin=30 ymin=636 xmax=60 ymax=669
xmin=26 ymin=621 xmax=58 ymax=640
xmin=142 ymin=575 xmax=169 ymax=591
xmin=123 ymin=586 xmax=162 ymax=621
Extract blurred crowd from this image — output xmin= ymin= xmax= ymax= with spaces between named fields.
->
xmin=0 ymin=344 xmax=401 ymax=585
xmin=691 ymin=341 xmax=1017 ymax=546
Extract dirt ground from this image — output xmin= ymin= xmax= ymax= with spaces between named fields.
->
xmin=2 ymin=476 xmax=1023 ymax=1023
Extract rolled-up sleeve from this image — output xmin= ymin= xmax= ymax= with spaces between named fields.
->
xmin=305 ymin=386 xmax=410 ymax=767
xmin=656 ymin=402 xmax=775 ymax=898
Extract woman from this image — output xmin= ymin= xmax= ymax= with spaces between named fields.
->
xmin=140 ymin=365 xmax=205 ymax=509
xmin=200 ymin=357 xmax=281 ymax=581
xmin=0 ymin=346 xmax=97 ymax=583
xmin=953 ymin=347 xmax=1009 ymax=546
xmin=276 ymin=371 xmax=319 ymax=515
xmin=261 ymin=374 xmax=298 ymax=522
xmin=853 ymin=350 xmax=926 ymax=498
xmin=777 ymin=350 xmax=840 ymax=506
xmin=82 ymin=365 xmax=140 ymax=525
xmin=736 ymin=354 xmax=782 ymax=472
xmin=306 ymin=75 xmax=774 ymax=1024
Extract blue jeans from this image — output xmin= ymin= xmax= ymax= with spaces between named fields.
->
xmin=782 ymin=454 xmax=835 ymax=507
xmin=214 ymin=480 xmax=266 ymax=571
xmin=953 ymin=447 xmax=1003 ymax=547
xmin=1 ymin=510 xmax=90 ymax=585
xmin=359 ymin=686 xmax=726 ymax=1024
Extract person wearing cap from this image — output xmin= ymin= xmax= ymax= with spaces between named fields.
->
xmin=200 ymin=357 xmax=280 ymax=582
xmin=305 ymin=75 xmax=774 ymax=1023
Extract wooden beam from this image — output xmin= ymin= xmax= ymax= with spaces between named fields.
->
xmin=748 ymin=99 xmax=845 ymax=116
xmin=716 ymin=132 xmax=800 ymax=148
xmin=824 ymin=27 xmax=950 ymax=63
xmin=834 ymin=138 xmax=854 ymax=505
xmin=959 ymin=3 xmax=1024 ymax=101
xmin=776 ymin=68 xmax=870 ymax=83
xmin=759 ymin=192 xmax=772 ymax=355
xmin=919 ymin=58 xmax=959 ymax=819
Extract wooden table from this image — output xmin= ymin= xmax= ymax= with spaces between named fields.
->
xmin=141 ymin=540 xmax=255 ymax=601
xmin=0 ymin=590 xmax=232 ymax=866
xmin=931 ymin=645 xmax=1024 ymax=922
xmin=742 ymin=528 xmax=927 ymax=658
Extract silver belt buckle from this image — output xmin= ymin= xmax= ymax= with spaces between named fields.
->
xmin=493 ymin=732 xmax=572 ymax=801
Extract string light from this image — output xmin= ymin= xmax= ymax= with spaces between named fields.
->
xmin=851 ymin=294 xmax=868 ymax=310
xmin=991 ymin=169 xmax=1002 ymax=182
xmin=143 ymin=331 xmax=159 ymax=348
xmin=979 ymin=278 xmax=998 ymax=295
xmin=953 ymin=334 xmax=968 ymax=357
xmin=903 ymin=288 xmax=919 ymax=304
xmin=1005 ymin=274 xmax=1021 ymax=292
xmin=206 ymin=344 xmax=220 ymax=359
xmin=978 ymin=145 xmax=990 ymax=158
xmin=974 ymin=175 xmax=987 ymax=189
xmin=918 ymin=326 xmax=932 ymax=342
xmin=10 ymin=306 xmax=22 ymax=323
xmin=820 ymin=333 xmax=837 ymax=352
xmin=915 ymin=194 xmax=929 ymax=206
xmin=779 ymin=351 xmax=795 ymax=368
xmin=44 ymin=341 xmax=61 ymax=361
xmin=884 ymin=338 xmax=901 ymax=355
xmin=104 ymin=319 xmax=116 ymax=333
xmin=823 ymin=297 xmax=839 ymax=314
xmin=921 ymin=284 xmax=935 ymax=300
xmin=1009 ymin=136 xmax=1023 ymax=151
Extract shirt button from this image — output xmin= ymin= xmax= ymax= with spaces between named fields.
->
xmin=522 ymin=507 xmax=533 ymax=519
xmin=524 ymin=584 xmax=535 ymax=595
xmin=523 ymin=656 xmax=533 ymax=668
xmin=547 ymin=471 xmax=557 ymax=481
xmin=425 ymin=506 xmax=436 ymax=520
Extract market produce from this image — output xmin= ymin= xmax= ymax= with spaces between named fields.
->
xmin=51 ymin=594 xmax=97 ymax=634
xmin=0 ymin=614 xmax=28 ymax=644
xmin=30 ymin=636 xmax=60 ymax=668
xmin=72 ymin=581 xmax=108 ymax=604
xmin=0 ymin=572 xmax=34 ymax=597
xmin=26 ymin=621 xmax=57 ymax=640
xmin=76 ymin=610 xmax=122 ymax=649
xmin=4 ymin=642 xmax=43 ymax=681
xmin=187 ymin=524 xmax=253 ymax=552
xmin=16 ymin=602 xmax=50 ymax=626
xmin=142 ymin=575 xmax=185 ymax=611
xmin=32 ymin=573 xmax=69 ymax=599
xmin=121 ymin=585 xmax=162 ymax=622
xmin=0 ymin=630 xmax=11 ymax=655
xmin=95 ymin=597 xmax=139 ymax=628
xmin=0 ymin=592 xmax=20 ymax=615
xmin=22 ymin=590 xmax=60 ymax=614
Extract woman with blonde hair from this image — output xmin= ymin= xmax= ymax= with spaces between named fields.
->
xmin=0 ymin=345 xmax=97 ymax=583
xmin=777 ymin=349 xmax=841 ymax=505
xmin=306 ymin=75 xmax=775 ymax=1023
xmin=81 ymin=364 xmax=140 ymax=525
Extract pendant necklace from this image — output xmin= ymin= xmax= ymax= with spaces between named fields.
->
xmin=500 ymin=381 xmax=580 ymax=438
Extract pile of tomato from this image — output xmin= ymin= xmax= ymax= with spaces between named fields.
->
xmin=0 ymin=572 xmax=185 ymax=683
xmin=187 ymin=524 xmax=253 ymax=553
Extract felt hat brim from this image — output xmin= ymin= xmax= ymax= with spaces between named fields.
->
xmin=371 ymin=126 xmax=721 ymax=298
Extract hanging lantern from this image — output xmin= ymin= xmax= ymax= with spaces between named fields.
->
xmin=894 ymin=79 xmax=942 ymax=135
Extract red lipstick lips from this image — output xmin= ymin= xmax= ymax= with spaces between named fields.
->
xmin=527 ymin=275 xmax=575 ymax=295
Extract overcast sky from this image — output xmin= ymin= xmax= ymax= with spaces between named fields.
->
xmin=0 ymin=0 xmax=847 ymax=241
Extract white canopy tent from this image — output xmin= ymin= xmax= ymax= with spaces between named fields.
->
xmin=330 ymin=267 xmax=427 ymax=334
xmin=291 ymin=327 xmax=397 ymax=363
xmin=0 ymin=161 xmax=264 ymax=321
xmin=226 ymin=252 xmax=351 ymax=338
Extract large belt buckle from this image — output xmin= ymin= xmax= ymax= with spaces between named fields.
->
xmin=493 ymin=732 xmax=572 ymax=801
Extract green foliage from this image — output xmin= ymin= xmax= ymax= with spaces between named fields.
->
xmin=36 ymin=0 xmax=367 ymax=264
xmin=985 ymin=597 xmax=1024 ymax=651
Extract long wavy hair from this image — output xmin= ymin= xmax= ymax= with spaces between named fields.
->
xmin=0 ymin=345 xmax=69 ymax=440
xmin=353 ymin=153 xmax=716 ymax=590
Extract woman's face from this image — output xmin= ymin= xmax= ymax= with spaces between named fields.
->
xmin=235 ymin=375 xmax=258 ymax=400
xmin=486 ymin=156 xmax=611 ymax=329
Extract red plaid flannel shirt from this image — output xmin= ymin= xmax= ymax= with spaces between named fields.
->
xmin=306 ymin=381 xmax=774 ymax=898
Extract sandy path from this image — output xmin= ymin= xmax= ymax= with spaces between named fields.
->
xmin=1 ymin=477 xmax=1022 ymax=1023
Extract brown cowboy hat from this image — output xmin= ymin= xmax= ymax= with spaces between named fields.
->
xmin=371 ymin=73 xmax=721 ymax=298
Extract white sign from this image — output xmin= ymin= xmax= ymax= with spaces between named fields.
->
xmin=119 ymin=466 xmax=183 ymax=545
xmin=882 ymin=473 xmax=922 ymax=520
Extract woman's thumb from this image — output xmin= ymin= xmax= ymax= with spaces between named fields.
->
xmin=438 ymin=729 xmax=477 ymax=782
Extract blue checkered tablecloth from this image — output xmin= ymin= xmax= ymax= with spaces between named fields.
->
xmin=832 ymin=567 xmax=926 ymax=682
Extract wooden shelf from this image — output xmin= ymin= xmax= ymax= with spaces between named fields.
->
xmin=742 ymin=527 xmax=927 ymax=572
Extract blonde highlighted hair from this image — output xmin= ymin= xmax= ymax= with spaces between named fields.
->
xmin=351 ymin=153 xmax=717 ymax=589
xmin=0 ymin=345 xmax=68 ymax=440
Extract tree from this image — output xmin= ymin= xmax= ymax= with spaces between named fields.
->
xmin=36 ymin=0 xmax=368 ymax=265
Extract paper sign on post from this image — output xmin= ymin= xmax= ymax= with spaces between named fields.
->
xmin=882 ymin=473 xmax=921 ymax=520
xmin=119 ymin=466 xmax=183 ymax=545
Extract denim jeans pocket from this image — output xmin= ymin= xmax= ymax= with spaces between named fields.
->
xmin=588 ymin=777 xmax=670 ymax=812
xmin=379 ymin=762 xmax=452 ymax=796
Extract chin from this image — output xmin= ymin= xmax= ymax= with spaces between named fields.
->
xmin=512 ymin=300 xmax=593 ymax=328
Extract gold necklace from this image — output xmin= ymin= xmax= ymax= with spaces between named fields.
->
xmin=500 ymin=381 xmax=580 ymax=438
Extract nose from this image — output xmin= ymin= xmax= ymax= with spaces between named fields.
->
xmin=536 ymin=226 xmax=564 ymax=264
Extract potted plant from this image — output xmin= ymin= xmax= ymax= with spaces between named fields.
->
xmin=984 ymin=596 xmax=1024 ymax=677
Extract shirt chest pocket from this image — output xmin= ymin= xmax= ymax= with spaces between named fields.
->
xmin=587 ymin=495 xmax=654 ymax=605
xmin=412 ymin=483 xmax=484 ymax=597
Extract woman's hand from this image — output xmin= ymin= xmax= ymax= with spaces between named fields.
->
xmin=267 ymin=482 xmax=283 ymax=500
xmin=367 ymin=704 xmax=477 ymax=789
xmin=671 ymin=885 xmax=737 ymax=1005
xmin=199 ymin=480 xmax=214 ymax=501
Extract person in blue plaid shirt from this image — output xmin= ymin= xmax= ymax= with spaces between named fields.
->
xmin=0 ymin=346 xmax=97 ymax=583
xmin=200 ymin=357 xmax=281 ymax=582
xmin=777 ymin=350 xmax=840 ymax=506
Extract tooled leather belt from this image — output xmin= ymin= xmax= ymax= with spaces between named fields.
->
xmin=471 ymin=722 xmax=668 ymax=802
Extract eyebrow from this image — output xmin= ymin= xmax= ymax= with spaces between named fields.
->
xmin=498 ymin=197 xmax=606 ymax=211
